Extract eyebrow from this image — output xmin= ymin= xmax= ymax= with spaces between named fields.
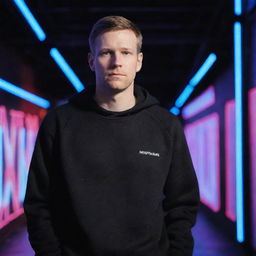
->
xmin=120 ymin=48 xmax=133 ymax=51
xmin=99 ymin=47 xmax=133 ymax=51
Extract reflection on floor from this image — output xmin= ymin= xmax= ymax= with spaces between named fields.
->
xmin=192 ymin=211 xmax=249 ymax=256
xmin=0 ymin=210 xmax=251 ymax=256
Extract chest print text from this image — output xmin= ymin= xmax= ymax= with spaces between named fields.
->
xmin=139 ymin=150 xmax=160 ymax=157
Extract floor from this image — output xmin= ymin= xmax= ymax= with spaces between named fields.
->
xmin=192 ymin=211 xmax=250 ymax=256
xmin=0 ymin=211 xmax=252 ymax=256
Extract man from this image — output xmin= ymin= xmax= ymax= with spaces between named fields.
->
xmin=24 ymin=16 xmax=200 ymax=256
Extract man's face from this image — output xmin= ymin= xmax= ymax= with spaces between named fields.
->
xmin=88 ymin=29 xmax=143 ymax=93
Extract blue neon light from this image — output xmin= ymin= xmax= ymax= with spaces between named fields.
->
xmin=175 ymin=85 xmax=194 ymax=108
xmin=18 ymin=128 xmax=27 ymax=202
xmin=0 ymin=78 xmax=50 ymax=109
xmin=234 ymin=21 xmax=244 ymax=243
xmin=189 ymin=53 xmax=217 ymax=87
xmin=169 ymin=53 xmax=217 ymax=112
xmin=170 ymin=106 xmax=180 ymax=115
xmin=13 ymin=0 xmax=46 ymax=41
xmin=234 ymin=0 xmax=242 ymax=15
xmin=50 ymin=48 xmax=85 ymax=92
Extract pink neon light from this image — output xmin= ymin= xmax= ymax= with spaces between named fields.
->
xmin=182 ymin=86 xmax=216 ymax=120
xmin=2 ymin=108 xmax=23 ymax=221
xmin=224 ymin=100 xmax=236 ymax=221
xmin=184 ymin=113 xmax=220 ymax=212
xmin=249 ymin=88 xmax=256 ymax=250
xmin=0 ymin=208 xmax=24 ymax=229
xmin=0 ymin=106 xmax=39 ymax=229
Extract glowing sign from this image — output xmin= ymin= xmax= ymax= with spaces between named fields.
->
xmin=225 ymin=100 xmax=236 ymax=221
xmin=182 ymin=86 xmax=215 ymax=119
xmin=249 ymin=88 xmax=256 ymax=250
xmin=184 ymin=113 xmax=220 ymax=212
xmin=0 ymin=106 xmax=39 ymax=229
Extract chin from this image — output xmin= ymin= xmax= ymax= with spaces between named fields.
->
xmin=106 ymin=81 xmax=132 ymax=92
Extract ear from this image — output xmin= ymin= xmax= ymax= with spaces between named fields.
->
xmin=136 ymin=52 xmax=143 ymax=72
xmin=88 ymin=52 xmax=95 ymax=72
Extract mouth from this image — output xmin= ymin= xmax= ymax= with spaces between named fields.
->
xmin=108 ymin=73 xmax=125 ymax=76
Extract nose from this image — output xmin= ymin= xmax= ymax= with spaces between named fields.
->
xmin=111 ymin=52 xmax=122 ymax=67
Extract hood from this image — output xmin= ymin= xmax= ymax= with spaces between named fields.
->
xmin=68 ymin=84 xmax=160 ymax=117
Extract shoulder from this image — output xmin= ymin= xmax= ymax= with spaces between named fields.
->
xmin=39 ymin=102 xmax=79 ymax=136
xmin=146 ymin=105 xmax=183 ymax=132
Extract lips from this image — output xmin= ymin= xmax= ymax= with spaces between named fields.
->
xmin=108 ymin=73 xmax=125 ymax=76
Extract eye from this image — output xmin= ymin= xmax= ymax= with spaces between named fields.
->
xmin=99 ymin=51 xmax=111 ymax=56
xmin=122 ymin=51 xmax=131 ymax=55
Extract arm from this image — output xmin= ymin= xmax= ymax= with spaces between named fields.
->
xmin=23 ymin=115 xmax=62 ymax=256
xmin=163 ymin=117 xmax=200 ymax=256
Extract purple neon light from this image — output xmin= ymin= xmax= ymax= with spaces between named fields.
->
xmin=182 ymin=86 xmax=216 ymax=120
xmin=184 ymin=113 xmax=220 ymax=212
xmin=0 ymin=106 xmax=39 ymax=229
xmin=225 ymin=100 xmax=236 ymax=221
xmin=249 ymin=88 xmax=256 ymax=250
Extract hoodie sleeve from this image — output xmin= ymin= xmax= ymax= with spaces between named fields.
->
xmin=163 ymin=116 xmax=200 ymax=256
xmin=23 ymin=113 xmax=62 ymax=256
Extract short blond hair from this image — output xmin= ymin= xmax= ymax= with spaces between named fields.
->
xmin=89 ymin=16 xmax=143 ymax=54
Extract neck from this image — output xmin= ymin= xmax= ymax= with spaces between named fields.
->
xmin=94 ymin=83 xmax=136 ymax=112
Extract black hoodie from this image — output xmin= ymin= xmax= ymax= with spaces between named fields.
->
xmin=24 ymin=84 xmax=200 ymax=256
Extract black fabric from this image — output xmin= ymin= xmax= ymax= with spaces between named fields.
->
xmin=24 ymin=84 xmax=200 ymax=256
xmin=68 ymin=83 xmax=158 ymax=116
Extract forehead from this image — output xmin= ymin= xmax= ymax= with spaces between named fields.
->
xmin=94 ymin=29 xmax=138 ymax=50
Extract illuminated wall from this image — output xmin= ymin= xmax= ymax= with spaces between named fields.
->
xmin=0 ymin=45 xmax=44 ymax=231
xmin=249 ymin=88 xmax=256 ymax=250
xmin=181 ymin=25 xmax=256 ymax=248
xmin=249 ymin=17 xmax=256 ymax=250
xmin=185 ymin=113 xmax=220 ymax=212
xmin=182 ymin=66 xmax=237 ymax=232
xmin=247 ymin=0 xmax=256 ymax=12
xmin=183 ymin=83 xmax=239 ymax=219
xmin=0 ymin=106 xmax=39 ymax=228
xmin=248 ymin=9 xmax=256 ymax=248
xmin=224 ymin=100 xmax=236 ymax=221
xmin=181 ymin=4 xmax=256 ymax=248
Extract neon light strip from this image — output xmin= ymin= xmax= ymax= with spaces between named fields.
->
xmin=189 ymin=54 xmax=217 ymax=87
xmin=169 ymin=53 xmax=217 ymax=114
xmin=182 ymin=86 xmax=215 ymax=119
xmin=184 ymin=113 xmax=220 ymax=211
xmin=174 ymin=85 xmax=194 ymax=108
xmin=234 ymin=21 xmax=244 ymax=243
xmin=225 ymin=100 xmax=236 ymax=221
xmin=50 ymin=48 xmax=85 ymax=93
xmin=0 ymin=78 xmax=50 ymax=109
xmin=0 ymin=208 xmax=24 ymax=229
xmin=13 ymin=0 xmax=46 ymax=41
xmin=170 ymin=106 xmax=180 ymax=115
xmin=249 ymin=88 xmax=256 ymax=250
xmin=234 ymin=0 xmax=242 ymax=15
xmin=12 ymin=2 xmax=85 ymax=93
